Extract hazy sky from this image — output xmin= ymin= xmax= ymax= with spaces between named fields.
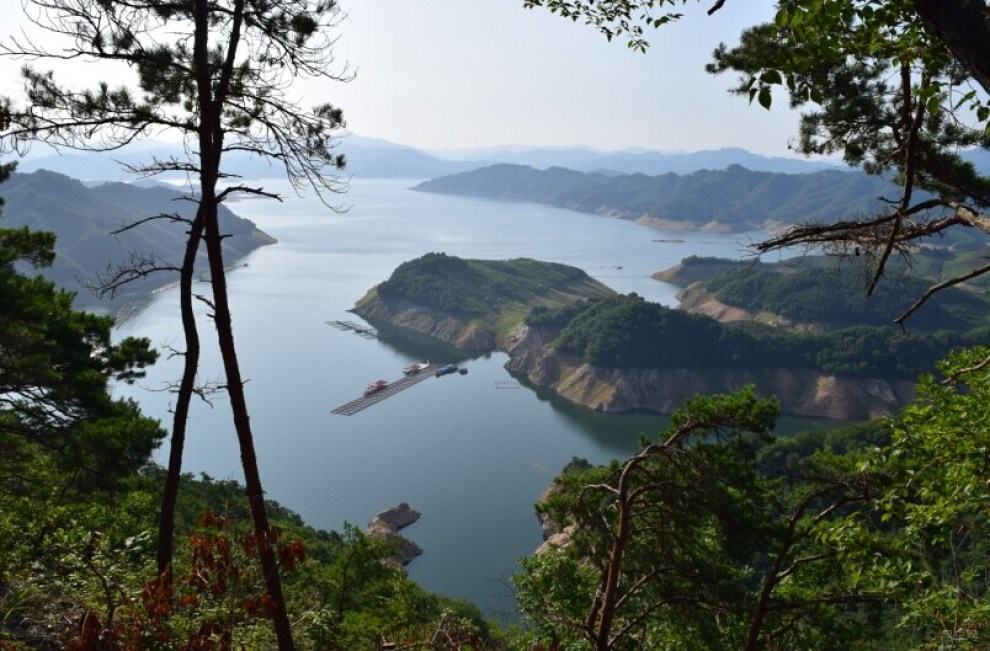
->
xmin=0 ymin=0 xmax=805 ymax=157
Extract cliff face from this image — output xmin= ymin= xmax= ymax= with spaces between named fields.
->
xmin=503 ymin=325 xmax=914 ymax=421
xmin=352 ymin=296 xmax=497 ymax=351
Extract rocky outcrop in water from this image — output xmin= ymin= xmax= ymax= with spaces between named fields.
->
xmin=351 ymin=297 xmax=496 ymax=351
xmin=366 ymin=502 xmax=423 ymax=568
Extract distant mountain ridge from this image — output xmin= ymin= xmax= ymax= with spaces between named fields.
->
xmin=413 ymin=163 xmax=908 ymax=233
xmin=15 ymin=136 xmax=844 ymax=182
xmin=434 ymin=145 xmax=840 ymax=175
xmin=1 ymin=169 xmax=275 ymax=310
xmin=14 ymin=137 xmax=481 ymax=181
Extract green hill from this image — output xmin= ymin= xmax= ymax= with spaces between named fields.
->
xmin=529 ymin=293 xmax=984 ymax=381
xmin=664 ymin=254 xmax=990 ymax=331
xmin=1 ymin=169 xmax=276 ymax=309
xmin=355 ymin=253 xmax=616 ymax=344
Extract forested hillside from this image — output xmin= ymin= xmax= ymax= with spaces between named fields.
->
xmin=414 ymin=163 xmax=906 ymax=232
xmin=663 ymin=254 xmax=990 ymax=331
xmin=527 ymin=293 xmax=983 ymax=380
xmin=0 ymin=170 xmax=275 ymax=308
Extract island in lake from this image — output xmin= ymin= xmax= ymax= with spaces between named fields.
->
xmin=350 ymin=253 xmax=987 ymax=421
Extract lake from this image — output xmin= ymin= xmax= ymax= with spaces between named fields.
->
xmin=114 ymin=178 xmax=807 ymax=617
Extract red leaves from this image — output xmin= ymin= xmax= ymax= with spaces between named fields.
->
xmin=242 ymin=596 xmax=259 ymax=617
xmin=181 ymin=622 xmax=231 ymax=651
xmin=197 ymin=510 xmax=226 ymax=529
xmin=142 ymin=576 xmax=172 ymax=623
xmin=64 ymin=610 xmax=142 ymax=651
xmin=260 ymin=594 xmax=279 ymax=618
xmin=55 ymin=512 xmax=307 ymax=648
xmin=277 ymin=539 xmax=306 ymax=572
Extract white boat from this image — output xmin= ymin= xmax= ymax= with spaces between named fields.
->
xmin=403 ymin=362 xmax=430 ymax=376
xmin=364 ymin=379 xmax=388 ymax=396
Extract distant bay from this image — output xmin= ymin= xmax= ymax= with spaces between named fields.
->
xmin=114 ymin=178 xmax=824 ymax=616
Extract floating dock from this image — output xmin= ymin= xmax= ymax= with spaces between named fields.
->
xmin=332 ymin=365 xmax=439 ymax=416
xmin=327 ymin=319 xmax=381 ymax=339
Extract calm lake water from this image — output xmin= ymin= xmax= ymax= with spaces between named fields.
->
xmin=114 ymin=178 xmax=811 ymax=617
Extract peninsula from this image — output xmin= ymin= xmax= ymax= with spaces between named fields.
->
xmin=352 ymin=253 xmax=615 ymax=350
xmin=353 ymin=255 xmax=947 ymax=420
xmin=1 ymin=169 xmax=276 ymax=311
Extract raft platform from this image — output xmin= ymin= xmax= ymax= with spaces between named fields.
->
xmin=332 ymin=365 xmax=439 ymax=416
xmin=327 ymin=319 xmax=381 ymax=339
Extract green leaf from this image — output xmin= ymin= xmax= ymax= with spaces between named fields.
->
xmin=760 ymin=70 xmax=782 ymax=86
xmin=758 ymin=87 xmax=772 ymax=109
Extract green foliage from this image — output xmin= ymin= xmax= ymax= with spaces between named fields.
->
xmin=0 ymin=466 xmax=507 ymax=649
xmin=522 ymin=0 xmax=685 ymax=52
xmin=378 ymin=253 xmax=480 ymax=316
xmin=0 ymin=170 xmax=164 ymax=492
xmin=824 ymin=347 xmax=990 ymax=649
xmin=516 ymin=389 xmax=908 ymax=649
xmin=542 ymin=292 xmax=975 ymax=380
xmin=553 ymin=293 xmax=722 ymax=367
xmin=517 ymin=340 xmax=990 ymax=649
xmin=702 ymin=1 xmax=990 ymax=315
xmin=526 ymin=299 xmax=598 ymax=328
xmin=706 ymin=255 xmax=990 ymax=331
xmin=515 ymin=550 xmax=598 ymax=650
xmin=516 ymin=387 xmax=907 ymax=649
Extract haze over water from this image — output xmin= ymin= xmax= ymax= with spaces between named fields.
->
xmin=115 ymin=178 xmax=789 ymax=616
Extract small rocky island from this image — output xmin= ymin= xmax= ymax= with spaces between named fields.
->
xmin=366 ymin=502 xmax=423 ymax=569
xmin=353 ymin=253 xmax=919 ymax=420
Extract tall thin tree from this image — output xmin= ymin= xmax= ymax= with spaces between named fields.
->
xmin=1 ymin=1 xmax=349 ymax=646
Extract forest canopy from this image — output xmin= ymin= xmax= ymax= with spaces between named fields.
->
xmin=528 ymin=293 xmax=984 ymax=379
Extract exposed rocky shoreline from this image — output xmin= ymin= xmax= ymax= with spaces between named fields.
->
xmin=351 ymin=297 xmax=496 ymax=351
xmin=352 ymin=283 xmax=915 ymax=420
xmin=503 ymin=324 xmax=914 ymax=421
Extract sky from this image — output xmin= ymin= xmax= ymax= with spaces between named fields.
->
xmin=0 ymin=0 xmax=804 ymax=158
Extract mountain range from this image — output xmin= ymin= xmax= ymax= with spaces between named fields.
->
xmin=13 ymin=135 xmax=844 ymax=182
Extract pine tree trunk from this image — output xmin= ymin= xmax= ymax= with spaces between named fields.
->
xmin=156 ymin=212 xmax=204 ymax=579
xmin=192 ymin=0 xmax=295 ymax=647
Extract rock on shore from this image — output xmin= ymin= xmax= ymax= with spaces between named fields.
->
xmin=366 ymin=502 xmax=423 ymax=568
xmin=351 ymin=297 xmax=496 ymax=351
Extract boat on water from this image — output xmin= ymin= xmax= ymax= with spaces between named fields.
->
xmin=435 ymin=364 xmax=458 ymax=378
xmin=364 ymin=379 xmax=388 ymax=396
xmin=403 ymin=362 xmax=430 ymax=376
